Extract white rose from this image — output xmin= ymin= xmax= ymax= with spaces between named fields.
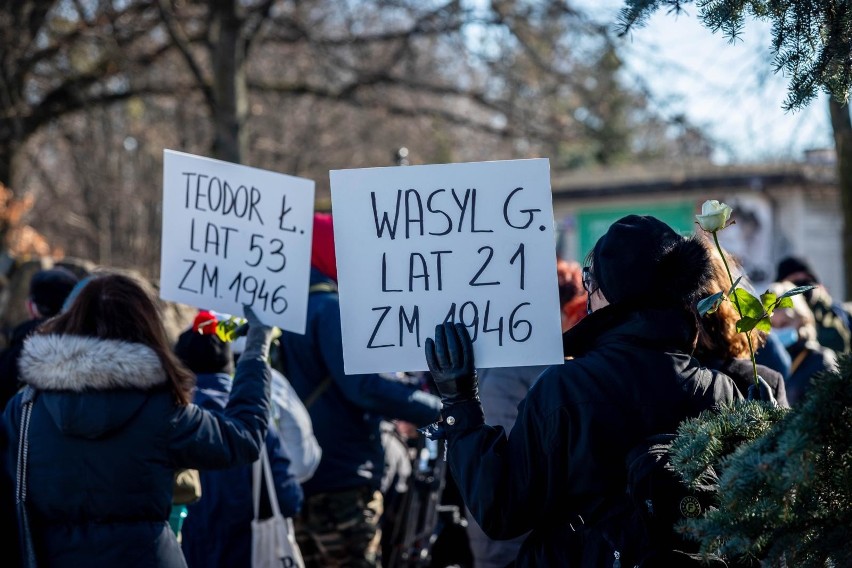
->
xmin=695 ymin=199 xmax=733 ymax=232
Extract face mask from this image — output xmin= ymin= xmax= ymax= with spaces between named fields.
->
xmin=774 ymin=326 xmax=799 ymax=347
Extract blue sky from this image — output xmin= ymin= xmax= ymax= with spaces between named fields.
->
xmin=580 ymin=2 xmax=834 ymax=164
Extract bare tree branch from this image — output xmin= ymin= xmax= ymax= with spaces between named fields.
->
xmin=156 ymin=0 xmax=215 ymax=108
xmin=243 ymin=0 xmax=275 ymax=55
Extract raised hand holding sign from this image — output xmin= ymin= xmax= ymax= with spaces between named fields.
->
xmin=330 ymin=158 xmax=563 ymax=374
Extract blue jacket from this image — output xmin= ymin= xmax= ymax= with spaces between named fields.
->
xmin=2 ymin=334 xmax=271 ymax=568
xmin=278 ymin=268 xmax=442 ymax=495
xmin=441 ymin=305 xmax=741 ymax=567
xmin=181 ymin=372 xmax=302 ymax=568
xmin=785 ymin=339 xmax=837 ymax=406
xmin=755 ymin=331 xmax=793 ymax=379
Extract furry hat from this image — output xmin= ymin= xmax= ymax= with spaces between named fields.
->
xmin=174 ymin=328 xmax=234 ymax=375
xmin=591 ymin=215 xmax=712 ymax=308
xmin=29 ymin=268 xmax=79 ymax=317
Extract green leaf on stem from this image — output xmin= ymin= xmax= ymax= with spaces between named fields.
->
xmin=727 ymin=275 xmax=742 ymax=296
xmin=736 ymin=316 xmax=771 ymax=333
xmin=698 ymin=290 xmax=725 ymax=316
xmin=778 ymin=285 xmax=816 ymax=300
xmin=731 ymin=288 xmax=764 ymax=319
xmin=760 ymin=291 xmax=777 ymax=312
xmin=776 ymin=297 xmax=794 ymax=310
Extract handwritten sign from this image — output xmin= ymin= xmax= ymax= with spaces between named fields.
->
xmin=160 ymin=150 xmax=315 ymax=333
xmin=330 ymin=158 xmax=564 ymax=374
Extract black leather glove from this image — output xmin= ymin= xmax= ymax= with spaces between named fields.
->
xmin=747 ymin=375 xmax=778 ymax=407
xmin=425 ymin=322 xmax=478 ymax=405
xmin=239 ymin=305 xmax=275 ymax=362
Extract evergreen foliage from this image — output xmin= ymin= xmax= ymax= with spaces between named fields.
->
xmin=670 ymin=354 xmax=852 ymax=566
xmin=618 ymin=1 xmax=852 ymax=110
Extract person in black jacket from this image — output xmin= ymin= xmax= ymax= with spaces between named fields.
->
xmin=424 ymin=215 xmax=742 ymax=567
xmin=0 ymin=267 xmax=78 ymax=409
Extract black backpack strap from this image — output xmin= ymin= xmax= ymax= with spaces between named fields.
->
xmin=302 ymin=376 xmax=332 ymax=409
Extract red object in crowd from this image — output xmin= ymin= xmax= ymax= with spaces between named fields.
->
xmin=311 ymin=212 xmax=337 ymax=282
xmin=557 ymin=258 xmax=588 ymax=332
xmin=192 ymin=310 xmax=218 ymax=335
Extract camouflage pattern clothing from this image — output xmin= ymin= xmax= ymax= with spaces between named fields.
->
xmin=807 ymin=286 xmax=851 ymax=355
xmin=295 ymin=486 xmax=383 ymax=567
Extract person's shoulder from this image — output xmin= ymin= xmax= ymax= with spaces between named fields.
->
xmin=755 ymin=363 xmax=784 ymax=383
xmin=524 ymin=361 xmax=575 ymax=407
xmin=308 ymin=285 xmax=340 ymax=318
xmin=686 ymin=359 xmax=742 ymax=404
xmin=7 ymin=318 xmax=44 ymax=345
xmin=800 ymin=340 xmax=837 ymax=366
xmin=820 ymin=345 xmax=839 ymax=365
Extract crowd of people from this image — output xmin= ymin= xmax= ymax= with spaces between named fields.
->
xmin=0 ymin=210 xmax=845 ymax=568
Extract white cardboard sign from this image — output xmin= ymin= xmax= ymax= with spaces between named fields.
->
xmin=160 ymin=150 xmax=315 ymax=333
xmin=330 ymin=158 xmax=564 ymax=375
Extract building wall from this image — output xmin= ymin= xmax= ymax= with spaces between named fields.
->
xmin=772 ymin=188 xmax=845 ymax=300
xmin=552 ymin=183 xmax=846 ymax=301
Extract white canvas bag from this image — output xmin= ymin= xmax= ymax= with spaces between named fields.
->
xmin=252 ymin=444 xmax=305 ymax=568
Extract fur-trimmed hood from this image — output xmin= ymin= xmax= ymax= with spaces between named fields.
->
xmin=20 ymin=334 xmax=167 ymax=391
xmin=18 ymin=334 xmax=170 ymax=440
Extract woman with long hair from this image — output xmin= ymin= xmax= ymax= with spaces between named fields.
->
xmin=3 ymin=272 xmax=275 ymax=567
xmin=694 ymin=239 xmax=790 ymax=407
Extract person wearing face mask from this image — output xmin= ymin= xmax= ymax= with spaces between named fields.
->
xmin=775 ymin=256 xmax=851 ymax=355
xmin=767 ymin=281 xmax=838 ymax=406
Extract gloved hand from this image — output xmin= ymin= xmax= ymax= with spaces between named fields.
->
xmin=238 ymin=305 xmax=275 ymax=362
xmin=747 ymin=375 xmax=778 ymax=407
xmin=424 ymin=322 xmax=478 ymax=405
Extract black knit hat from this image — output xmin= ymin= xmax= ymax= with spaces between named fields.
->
xmin=29 ymin=267 xmax=79 ymax=317
xmin=776 ymin=256 xmax=817 ymax=284
xmin=591 ymin=215 xmax=711 ymax=308
xmin=174 ymin=329 xmax=234 ymax=375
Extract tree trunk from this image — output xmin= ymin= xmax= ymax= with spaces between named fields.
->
xmin=0 ymin=139 xmax=13 ymax=189
xmin=210 ymin=0 xmax=247 ymax=164
xmin=0 ymin=141 xmax=16 ymax=256
xmin=830 ymin=100 xmax=852 ymax=301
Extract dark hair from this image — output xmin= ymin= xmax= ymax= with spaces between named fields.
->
xmin=39 ymin=272 xmax=195 ymax=405
xmin=175 ymin=329 xmax=234 ymax=376
xmin=29 ymin=267 xmax=79 ymax=317
xmin=590 ymin=215 xmax=712 ymax=309
xmin=776 ymin=256 xmax=817 ymax=285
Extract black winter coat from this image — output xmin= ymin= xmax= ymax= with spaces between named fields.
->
xmin=0 ymin=318 xmax=44 ymax=409
xmin=3 ymin=334 xmax=271 ymax=568
xmin=707 ymin=357 xmax=790 ymax=408
xmin=441 ymin=305 xmax=742 ymax=567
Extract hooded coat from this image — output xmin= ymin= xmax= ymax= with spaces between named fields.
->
xmin=3 ymin=334 xmax=271 ymax=568
xmin=441 ymin=305 xmax=742 ymax=567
